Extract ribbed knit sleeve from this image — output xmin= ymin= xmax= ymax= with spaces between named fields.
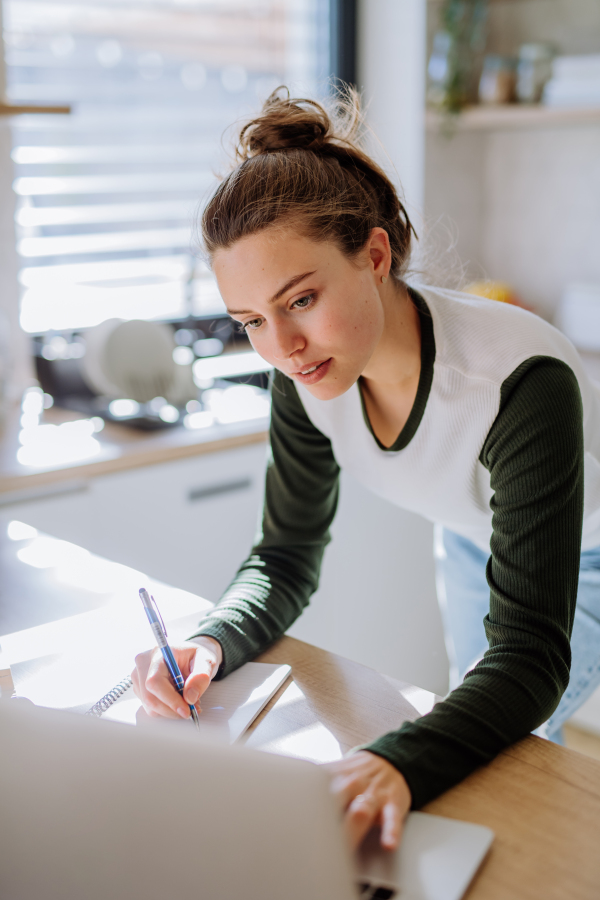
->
xmin=189 ymin=370 xmax=340 ymax=676
xmin=363 ymin=356 xmax=584 ymax=808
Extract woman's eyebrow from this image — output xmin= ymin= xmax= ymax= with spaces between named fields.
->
xmin=269 ymin=270 xmax=316 ymax=303
xmin=227 ymin=270 xmax=316 ymax=316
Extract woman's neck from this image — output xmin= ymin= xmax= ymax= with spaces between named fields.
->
xmin=359 ymin=283 xmax=422 ymax=448
xmin=361 ymin=283 xmax=421 ymax=389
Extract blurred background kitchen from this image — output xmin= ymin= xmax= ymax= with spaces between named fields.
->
xmin=1 ymin=0 xmax=599 ymax=751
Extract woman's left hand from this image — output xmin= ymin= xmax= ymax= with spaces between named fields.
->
xmin=324 ymin=751 xmax=412 ymax=851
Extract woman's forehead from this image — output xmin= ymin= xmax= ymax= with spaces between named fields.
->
xmin=214 ymin=232 xmax=342 ymax=290
xmin=214 ymin=229 xmax=336 ymax=266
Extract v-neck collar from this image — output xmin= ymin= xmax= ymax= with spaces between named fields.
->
xmin=358 ymin=288 xmax=436 ymax=452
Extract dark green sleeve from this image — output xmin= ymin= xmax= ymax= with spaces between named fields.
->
xmin=189 ymin=370 xmax=340 ymax=676
xmin=363 ymin=356 xmax=584 ymax=809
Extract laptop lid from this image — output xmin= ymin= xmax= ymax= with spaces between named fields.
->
xmin=0 ymin=700 xmax=356 ymax=900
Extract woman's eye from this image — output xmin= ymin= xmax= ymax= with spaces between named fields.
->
xmin=241 ymin=318 xmax=262 ymax=332
xmin=292 ymin=293 xmax=314 ymax=310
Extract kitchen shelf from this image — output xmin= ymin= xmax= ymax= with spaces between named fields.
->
xmin=426 ymin=103 xmax=600 ymax=132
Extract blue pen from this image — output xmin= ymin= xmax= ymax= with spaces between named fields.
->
xmin=139 ymin=587 xmax=200 ymax=729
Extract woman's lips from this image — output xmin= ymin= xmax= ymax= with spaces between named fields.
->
xmin=292 ymin=358 xmax=332 ymax=385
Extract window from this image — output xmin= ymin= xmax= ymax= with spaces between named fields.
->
xmin=2 ymin=0 xmax=330 ymax=336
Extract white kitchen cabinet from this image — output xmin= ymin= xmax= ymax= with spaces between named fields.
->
xmin=2 ymin=443 xmax=268 ymax=605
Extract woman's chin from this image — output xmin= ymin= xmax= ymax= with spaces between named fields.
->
xmin=301 ymin=375 xmax=356 ymax=402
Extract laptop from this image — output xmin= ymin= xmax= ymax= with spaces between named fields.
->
xmin=0 ymin=700 xmax=493 ymax=900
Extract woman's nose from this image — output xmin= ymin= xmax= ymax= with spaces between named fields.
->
xmin=271 ymin=323 xmax=305 ymax=361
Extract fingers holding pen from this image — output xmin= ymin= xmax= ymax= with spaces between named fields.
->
xmin=132 ymin=647 xmax=190 ymax=719
xmin=131 ymin=637 xmax=222 ymax=721
xmin=183 ymin=635 xmax=223 ymax=706
xmin=135 ymin=590 xmax=209 ymax=721
xmin=147 ymin=649 xmax=193 ymax=719
xmin=180 ymin=645 xmax=211 ymax=706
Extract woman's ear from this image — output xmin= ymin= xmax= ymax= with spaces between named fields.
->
xmin=367 ymin=227 xmax=392 ymax=278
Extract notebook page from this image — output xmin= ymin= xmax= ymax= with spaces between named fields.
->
xmin=102 ymin=662 xmax=291 ymax=742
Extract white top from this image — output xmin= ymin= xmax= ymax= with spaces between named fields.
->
xmin=296 ymin=285 xmax=600 ymax=551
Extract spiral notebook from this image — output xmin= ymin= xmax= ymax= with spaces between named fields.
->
xmin=83 ymin=662 xmax=291 ymax=742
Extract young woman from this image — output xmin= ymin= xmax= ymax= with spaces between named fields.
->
xmin=132 ymin=89 xmax=600 ymax=852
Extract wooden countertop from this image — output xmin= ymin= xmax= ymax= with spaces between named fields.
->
xmin=0 ymin=402 xmax=268 ymax=498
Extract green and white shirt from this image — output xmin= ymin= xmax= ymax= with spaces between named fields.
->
xmin=193 ymin=285 xmax=600 ymax=808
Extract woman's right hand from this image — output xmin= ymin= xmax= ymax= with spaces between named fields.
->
xmin=131 ymin=636 xmax=223 ymax=720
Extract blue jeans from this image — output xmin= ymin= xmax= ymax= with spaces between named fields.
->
xmin=434 ymin=526 xmax=600 ymax=744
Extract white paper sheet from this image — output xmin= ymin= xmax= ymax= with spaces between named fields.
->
xmin=101 ymin=662 xmax=291 ymax=742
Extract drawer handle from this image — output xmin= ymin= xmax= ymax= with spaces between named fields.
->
xmin=187 ymin=478 xmax=252 ymax=503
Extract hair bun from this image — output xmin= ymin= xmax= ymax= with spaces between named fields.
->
xmin=204 ymin=84 xmax=416 ymax=281
xmin=236 ymin=88 xmax=332 ymax=159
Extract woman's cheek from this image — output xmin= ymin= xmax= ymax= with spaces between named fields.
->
xmin=312 ymin=306 xmax=343 ymax=344
xmin=247 ymin=331 xmax=276 ymax=366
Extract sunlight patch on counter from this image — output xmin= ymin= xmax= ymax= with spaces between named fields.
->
xmin=2 ymin=576 xmax=213 ymax=669
xmin=252 ymin=681 xmax=343 ymax=763
xmin=204 ymin=384 xmax=270 ymax=424
xmin=16 ymin=535 xmax=143 ymax=595
xmin=192 ymin=349 xmax=272 ymax=383
xmin=17 ymin=420 xmax=104 ymax=468
xmin=260 ymin=720 xmax=343 ymax=764
xmin=183 ymin=410 xmax=215 ymax=430
xmin=17 ymin=387 xmax=106 ymax=470
xmin=7 ymin=520 xmax=38 ymax=541
xmin=398 ymin=685 xmax=438 ymax=716
xmin=183 ymin=384 xmax=270 ymax=430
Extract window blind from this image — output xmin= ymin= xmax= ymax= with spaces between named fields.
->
xmin=2 ymin=0 xmax=329 ymax=336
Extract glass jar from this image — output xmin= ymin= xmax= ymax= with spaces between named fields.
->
xmin=516 ymin=43 xmax=556 ymax=104
xmin=479 ymin=55 xmax=517 ymax=105
xmin=427 ymin=32 xmax=453 ymax=108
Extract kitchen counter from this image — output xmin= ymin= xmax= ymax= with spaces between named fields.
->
xmin=0 ymin=402 xmax=268 ymax=500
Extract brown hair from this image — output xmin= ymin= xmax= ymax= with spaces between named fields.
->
xmin=201 ymin=87 xmax=416 ymax=279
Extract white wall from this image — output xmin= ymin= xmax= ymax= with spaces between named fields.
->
xmin=481 ymin=125 xmax=600 ymax=317
xmin=423 ymin=130 xmax=486 ymax=287
xmin=425 ymin=121 xmax=600 ymax=317
xmin=357 ymin=0 xmax=427 ymax=222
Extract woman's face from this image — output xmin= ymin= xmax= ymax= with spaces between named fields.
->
xmin=213 ymin=228 xmax=388 ymax=401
